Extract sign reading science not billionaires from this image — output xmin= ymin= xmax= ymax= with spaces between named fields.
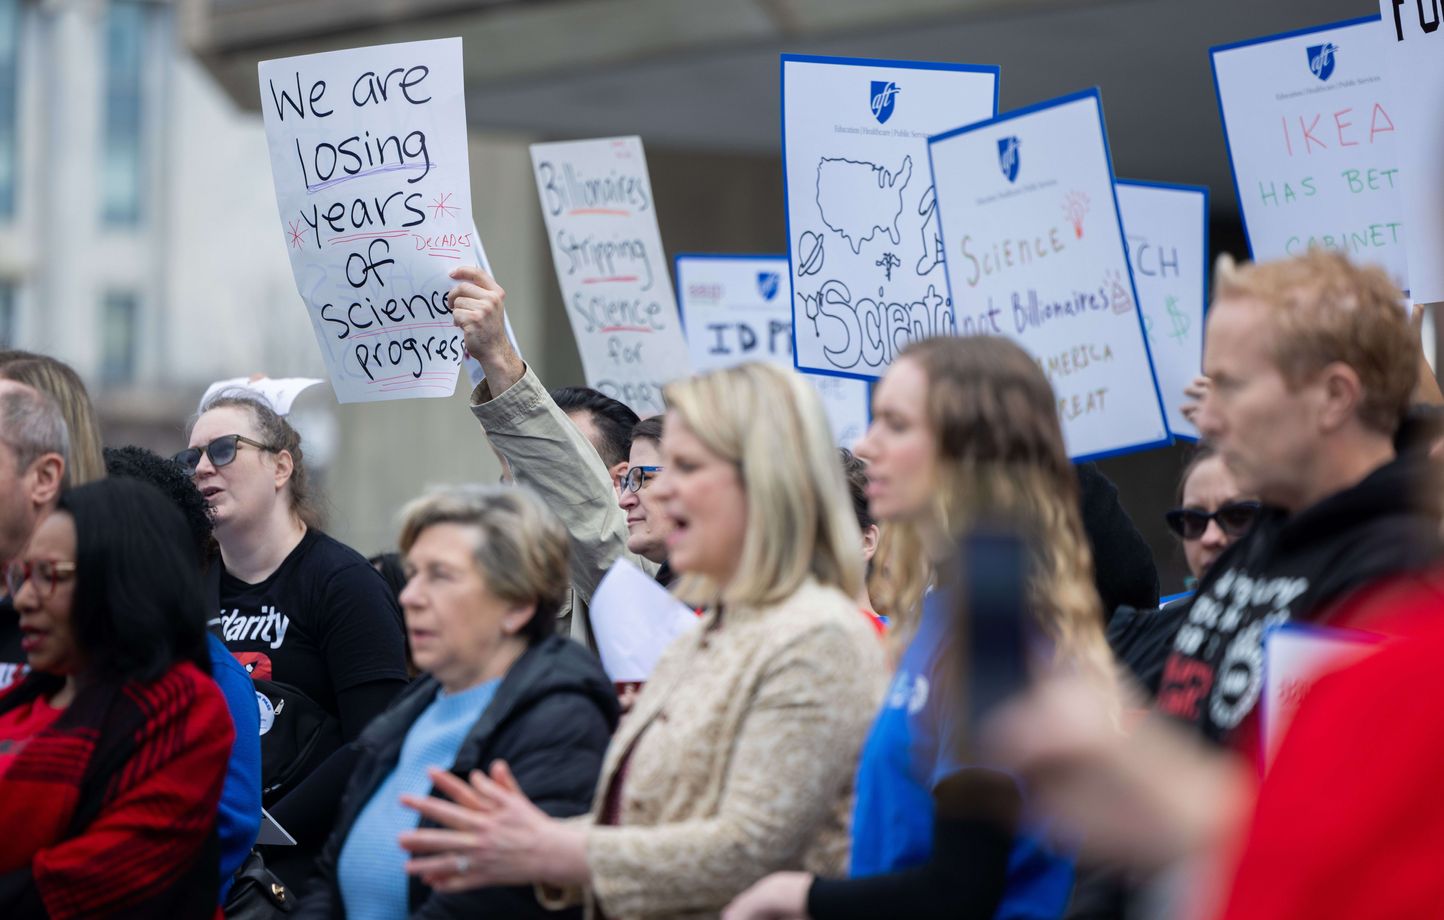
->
xmin=259 ymin=38 xmax=473 ymax=403
xmin=928 ymin=89 xmax=1170 ymax=460
xmin=781 ymin=55 xmax=998 ymax=382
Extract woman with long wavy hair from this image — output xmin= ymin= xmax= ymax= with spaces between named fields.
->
xmin=727 ymin=335 xmax=1117 ymax=920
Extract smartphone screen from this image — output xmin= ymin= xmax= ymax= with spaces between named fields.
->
xmin=957 ymin=528 xmax=1033 ymax=741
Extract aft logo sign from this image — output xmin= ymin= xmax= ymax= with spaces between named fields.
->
xmin=1307 ymin=42 xmax=1338 ymax=81
xmin=870 ymin=80 xmax=900 ymax=124
xmin=757 ymin=271 xmax=780 ymax=302
xmin=998 ymin=135 xmax=1021 ymax=183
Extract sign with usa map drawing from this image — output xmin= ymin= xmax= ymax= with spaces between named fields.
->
xmin=781 ymin=54 xmax=998 ymax=382
xmin=259 ymin=38 xmax=473 ymax=403
xmin=928 ymin=89 xmax=1170 ymax=460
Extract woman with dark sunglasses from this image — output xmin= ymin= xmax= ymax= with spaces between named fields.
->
xmin=180 ymin=392 xmax=410 ymax=896
xmin=1165 ymin=446 xmax=1260 ymax=589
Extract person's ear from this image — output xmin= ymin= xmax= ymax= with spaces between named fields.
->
xmin=1316 ymin=362 xmax=1363 ymax=432
xmin=27 ymin=453 xmax=64 ymax=508
xmin=272 ymin=449 xmax=296 ymax=491
xmin=861 ymin=523 xmax=881 ymax=564
xmin=607 ymin=459 xmax=629 ymax=491
xmin=501 ymin=603 xmax=536 ymax=637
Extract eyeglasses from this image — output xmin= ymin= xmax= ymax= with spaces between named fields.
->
xmin=4 ymin=559 xmax=77 ymax=599
xmin=173 ymin=434 xmax=277 ymax=475
xmin=1164 ymin=501 xmax=1262 ymax=541
xmin=621 ymin=466 xmax=662 ymax=493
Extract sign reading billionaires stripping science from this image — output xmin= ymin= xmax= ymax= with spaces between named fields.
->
xmin=259 ymin=38 xmax=472 ymax=403
xmin=674 ymin=254 xmax=871 ymax=446
xmin=928 ymin=89 xmax=1170 ymax=460
xmin=1116 ymin=181 xmax=1210 ymax=441
xmin=781 ymin=55 xmax=998 ymax=381
xmin=530 ymin=136 xmax=692 ymax=416
xmin=1212 ymin=16 xmax=1408 ymax=291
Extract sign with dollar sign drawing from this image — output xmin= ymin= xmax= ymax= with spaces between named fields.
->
xmin=1116 ymin=180 xmax=1209 ymax=441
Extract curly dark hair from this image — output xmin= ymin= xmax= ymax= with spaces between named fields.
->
xmin=104 ymin=445 xmax=215 ymax=565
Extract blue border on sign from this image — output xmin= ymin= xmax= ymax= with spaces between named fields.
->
xmin=1115 ymin=178 xmax=1211 ymax=444
xmin=926 ymin=87 xmax=1172 ymax=463
xmin=779 ymin=53 xmax=1000 ymax=384
xmin=672 ymin=251 xmax=876 ymax=430
xmin=1208 ymin=13 xmax=1383 ymax=263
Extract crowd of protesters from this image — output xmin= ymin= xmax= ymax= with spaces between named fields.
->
xmin=1 ymin=245 xmax=1443 ymax=919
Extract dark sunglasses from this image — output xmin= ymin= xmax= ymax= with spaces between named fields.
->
xmin=173 ymin=434 xmax=277 ymax=475
xmin=1164 ymin=501 xmax=1262 ymax=540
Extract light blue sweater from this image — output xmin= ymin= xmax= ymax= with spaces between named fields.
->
xmin=337 ymin=678 xmax=501 ymax=920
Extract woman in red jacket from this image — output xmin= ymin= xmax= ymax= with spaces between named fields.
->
xmin=0 ymin=478 xmax=234 ymax=918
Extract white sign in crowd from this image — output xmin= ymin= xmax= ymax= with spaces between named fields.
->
xmin=781 ymin=55 xmax=998 ymax=383
xmin=529 ymin=136 xmax=692 ymax=417
xmin=259 ymin=38 xmax=473 ymax=403
xmin=928 ymin=90 xmax=1170 ymax=460
xmin=1116 ymin=181 xmax=1210 ymax=441
xmin=674 ymin=254 xmax=871 ymax=448
xmin=255 ymin=15 xmax=1444 ymax=457
xmin=1211 ymin=15 xmax=1407 ymax=292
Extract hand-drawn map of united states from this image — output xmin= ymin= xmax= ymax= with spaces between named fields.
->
xmin=814 ymin=155 xmax=913 ymax=255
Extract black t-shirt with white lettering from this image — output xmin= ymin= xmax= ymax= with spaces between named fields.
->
xmin=214 ymin=529 xmax=407 ymax=719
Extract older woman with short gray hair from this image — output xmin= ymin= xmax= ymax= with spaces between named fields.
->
xmin=296 ymin=484 xmax=618 ymax=920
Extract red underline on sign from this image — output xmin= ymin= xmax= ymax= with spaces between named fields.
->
xmin=347 ymin=322 xmax=455 ymax=341
xmin=369 ymin=370 xmax=457 ymax=384
xmin=379 ymin=381 xmax=452 ymax=392
xmin=328 ymin=230 xmax=411 ymax=246
xmin=582 ymin=276 xmax=640 ymax=285
xmin=568 ymin=208 xmax=631 ymax=217
xmin=599 ymin=325 xmax=654 ymax=334
xmin=428 ymin=253 xmax=462 ymax=259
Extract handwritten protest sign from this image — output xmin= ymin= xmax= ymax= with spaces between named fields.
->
xmin=1116 ymin=181 xmax=1209 ymax=441
xmin=675 ymin=254 xmax=871 ymax=446
xmin=928 ymin=89 xmax=1170 ymax=460
xmin=1378 ymin=2 xmax=1444 ymax=303
xmin=529 ymin=137 xmax=691 ymax=416
xmin=258 ymin=38 xmax=471 ymax=403
xmin=1261 ymin=622 xmax=1384 ymax=771
xmin=782 ymin=55 xmax=998 ymax=382
xmin=1212 ymin=16 xmax=1408 ymax=291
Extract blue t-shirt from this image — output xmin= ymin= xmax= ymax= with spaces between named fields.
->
xmin=207 ymin=633 xmax=262 ymax=902
xmin=338 ymin=678 xmax=501 ymax=920
xmin=850 ymin=593 xmax=1073 ymax=919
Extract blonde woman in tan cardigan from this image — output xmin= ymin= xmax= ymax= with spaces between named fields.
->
xmin=398 ymin=362 xmax=887 ymax=919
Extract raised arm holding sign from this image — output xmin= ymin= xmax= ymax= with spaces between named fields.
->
xmin=258 ymin=38 xmax=474 ymax=403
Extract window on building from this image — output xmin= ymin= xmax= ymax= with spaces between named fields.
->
xmin=0 ymin=282 xmax=15 ymax=348
xmin=101 ymin=1 xmax=146 ymax=226
xmin=0 ymin=0 xmax=20 ymax=220
xmin=100 ymin=291 xmax=138 ymax=384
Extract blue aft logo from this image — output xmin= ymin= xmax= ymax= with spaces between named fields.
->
xmin=998 ymin=136 xmax=1021 ymax=183
xmin=757 ymin=271 xmax=781 ymax=302
xmin=1307 ymin=42 xmax=1338 ymax=82
xmin=870 ymin=81 xmax=900 ymax=124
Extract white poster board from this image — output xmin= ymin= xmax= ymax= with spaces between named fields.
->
xmin=675 ymin=254 xmax=871 ymax=447
xmin=1261 ymin=622 xmax=1384 ymax=770
xmin=259 ymin=38 xmax=471 ymax=403
xmin=928 ymin=90 xmax=1170 ymax=460
xmin=1212 ymin=15 xmax=1408 ymax=291
xmin=590 ymin=559 xmax=698 ymax=684
xmin=529 ymin=136 xmax=691 ymax=416
xmin=1378 ymin=3 xmax=1444 ymax=303
xmin=782 ymin=55 xmax=998 ymax=381
xmin=1116 ymin=181 xmax=1210 ymax=441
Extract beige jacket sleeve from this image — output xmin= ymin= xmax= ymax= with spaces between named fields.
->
xmin=469 ymin=366 xmax=660 ymax=601
xmin=583 ymin=623 xmax=878 ymax=918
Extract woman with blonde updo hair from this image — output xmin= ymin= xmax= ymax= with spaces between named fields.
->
xmin=728 ymin=336 xmax=1117 ymax=920
xmin=397 ymin=362 xmax=887 ymax=919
